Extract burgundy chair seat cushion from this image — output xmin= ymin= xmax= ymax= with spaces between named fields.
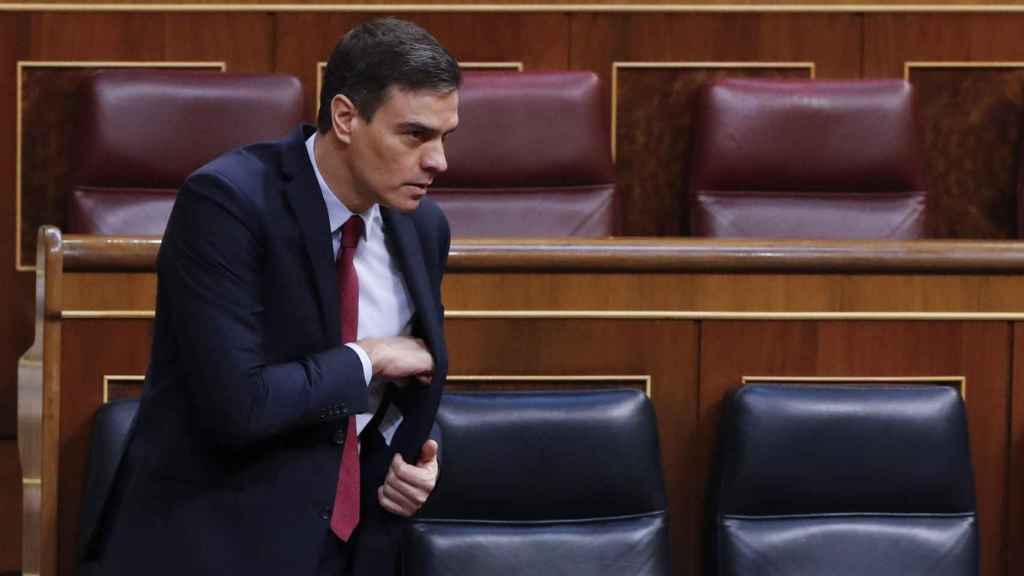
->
xmin=693 ymin=190 xmax=925 ymax=239
xmin=69 ymin=186 xmax=176 ymax=237
xmin=430 ymin=184 xmax=615 ymax=237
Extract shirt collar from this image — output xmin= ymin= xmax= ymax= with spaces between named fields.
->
xmin=305 ymin=132 xmax=382 ymax=242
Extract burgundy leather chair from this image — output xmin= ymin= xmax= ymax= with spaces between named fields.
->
xmin=431 ymin=71 xmax=616 ymax=237
xmin=688 ymin=78 xmax=928 ymax=239
xmin=67 ymin=70 xmax=303 ymax=235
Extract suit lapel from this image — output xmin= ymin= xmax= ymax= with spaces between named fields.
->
xmin=281 ymin=125 xmax=341 ymax=344
xmin=382 ymin=207 xmax=443 ymax=358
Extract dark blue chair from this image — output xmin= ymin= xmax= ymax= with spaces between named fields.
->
xmin=405 ymin=389 xmax=670 ymax=576
xmin=79 ymin=399 xmax=138 ymax=567
xmin=711 ymin=384 xmax=977 ymax=576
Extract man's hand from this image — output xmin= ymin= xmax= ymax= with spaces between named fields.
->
xmin=358 ymin=336 xmax=433 ymax=384
xmin=377 ymin=439 xmax=439 ymax=517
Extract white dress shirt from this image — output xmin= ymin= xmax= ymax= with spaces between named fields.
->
xmin=305 ymin=133 xmax=413 ymax=445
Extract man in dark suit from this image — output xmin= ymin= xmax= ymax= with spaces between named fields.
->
xmin=89 ymin=18 xmax=460 ymax=575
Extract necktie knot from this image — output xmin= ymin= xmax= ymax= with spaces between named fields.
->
xmin=341 ymin=215 xmax=364 ymax=249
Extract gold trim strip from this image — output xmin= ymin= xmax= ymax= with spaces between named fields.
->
xmin=102 ymin=374 xmax=145 ymax=404
xmin=6 ymin=4 xmax=1024 ymax=13
xmin=448 ymin=374 xmax=651 ymax=397
xmin=22 ymin=477 xmax=41 ymax=485
xmin=63 ymin=310 xmax=156 ymax=318
xmin=742 ymin=375 xmax=967 ymax=401
xmin=611 ymin=61 xmax=815 ymax=161
xmin=62 ymin=309 xmax=1024 ymax=320
xmin=316 ymin=60 xmax=524 ymax=114
xmin=459 ymin=62 xmax=525 ymax=71
xmin=15 ymin=60 xmax=227 ymax=273
xmin=449 ymin=310 xmax=1024 ymax=320
xmin=904 ymin=60 xmax=1024 ymax=80
xmin=93 ymin=373 xmax=651 ymax=399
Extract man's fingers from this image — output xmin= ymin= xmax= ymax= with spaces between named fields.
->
xmin=382 ymin=478 xmax=421 ymax=511
xmin=377 ymin=486 xmax=414 ymax=517
xmin=384 ymin=466 xmax=431 ymax=505
xmin=390 ymin=455 xmax=435 ymax=491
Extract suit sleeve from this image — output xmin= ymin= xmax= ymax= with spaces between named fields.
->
xmin=160 ymin=170 xmax=368 ymax=451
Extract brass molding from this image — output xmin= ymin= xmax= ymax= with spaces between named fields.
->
xmin=316 ymin=60 xmax=523 ymax=114
xmin=448 ymin=373 xmax=651 ymax=397
xmin=103 ymin=374 xmax=145 ymax=403
xmin=63 ymin=310 xmax=156 ymax=318
xmin=446 ymin=310 xmax=1024 ymax=321
xmin=15 ymin=60 xmax=226 ymax=272
xmin=742 ymin=375 xmax=967 ymax=401
xmin=904 ymin=60 xmax=1024 ymax=81
xmin=62 ymin=309 xmax=1024 ymax=320
xmin=459 ymin=61 xmax=525 ymax=71
xmin=317 ymin=61 xmax=326 ymax=115
xmin=98 ymin=373 xmax=649 ymax=400
xmin=6 ymin=4 xmax=1024 ymax=13
xmin=610 ymin=61 xmax=815 ymax=161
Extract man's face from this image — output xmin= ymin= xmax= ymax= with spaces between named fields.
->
xmin=346 ymin=87 xmax=459 ymax=212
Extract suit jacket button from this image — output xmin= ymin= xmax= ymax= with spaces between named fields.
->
xmin=320 ymin=507 xmax=331 ymax=520
xmin=333 ymin=428 xmax=346 ymax=445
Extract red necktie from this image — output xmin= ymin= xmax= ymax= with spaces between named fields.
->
xmin=331 ymin=215 xmax=364 ymax=541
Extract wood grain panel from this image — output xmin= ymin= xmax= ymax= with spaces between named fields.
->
xmin=614 ymin=64 xmax=812 ymax=236
xmin=1011 ymin=323 xmax=1024 ymax=576
xmin=700 ymin=320 xmax=1011 ymax=576
xmin=446 ymin=317 xmax=698 ymax=576
xmin=909 ymin=65 xmax=1024 ymax=239
xmin=569 ymin=13 xmax=862 ymax=235
xmin=0 ymin=438 xmax=22 ymax=572
xmin=57 ymin=319 xmax=152 ymax=576
xmin=62 ymin=273 xmax=156 ymax=311
xmin=21 ymin=12 xmax=272 ymax=69
xmin=0 ymin=12 xmax=24 ymax=440
xmin=274 ymin=12 xmax=570 ymax=120
xmin=863 ymin=14 xmax=1024 ymax=78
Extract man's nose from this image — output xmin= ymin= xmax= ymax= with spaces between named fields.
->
xmin=422 ymin=141 xmax=448 ymax=174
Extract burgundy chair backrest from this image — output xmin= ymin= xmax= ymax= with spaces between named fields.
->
xmin=688 ymin=78 xmax=928 ymax=239
xmin=431 ymin=71 xmax=616 ymax=237
xmin=68 ymin=70 xmax=303 ymax=235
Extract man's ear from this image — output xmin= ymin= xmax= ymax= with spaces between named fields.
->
xmin=330 ymin=94 xmax=358 ymax=145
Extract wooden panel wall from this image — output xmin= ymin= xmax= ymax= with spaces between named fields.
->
xmin=6 ymin=9 xmax=1024 ymax=574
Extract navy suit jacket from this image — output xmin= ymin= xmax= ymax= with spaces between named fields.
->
xmin=90 ymin=125 xmax=450 ymax=575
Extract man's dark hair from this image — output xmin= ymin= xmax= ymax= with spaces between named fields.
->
xmin=317 ymin=18 xmax=461 ymax=132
